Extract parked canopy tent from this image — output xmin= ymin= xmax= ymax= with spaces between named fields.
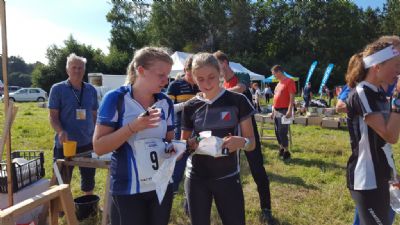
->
xmin=229 ymin=62 xmax=265 ymax=81
xmin=263 ymin=72 xmax=299 ymax=83
xmin=170 ymin=51 xmax=265 ymax=81
xmin=170 ymin=51 xmax=192 ymax=78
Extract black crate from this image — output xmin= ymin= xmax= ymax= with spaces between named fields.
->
xmin=0 ymin=150 xmax=45 ymax=193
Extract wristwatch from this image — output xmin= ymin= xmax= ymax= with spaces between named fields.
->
xmin=243 ymin=138 xmax=250 ymax=150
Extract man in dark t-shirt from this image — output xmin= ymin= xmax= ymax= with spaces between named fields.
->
xmin=303 ymin=82 xmax=312 ymax=108
xmin=167 ymin=56 xmax=200 ymax=194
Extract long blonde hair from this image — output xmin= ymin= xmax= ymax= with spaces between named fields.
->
xmin=126 ymin=47 xmax=173 ymax=85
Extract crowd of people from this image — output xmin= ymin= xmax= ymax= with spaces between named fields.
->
xmin=47 ymin=34 xmax=400 ymax=225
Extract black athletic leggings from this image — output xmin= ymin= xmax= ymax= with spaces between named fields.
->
xmin=245 ymin=116 xmax=271 ymax=210
xmin=110 ymin=184 xmax=173 ymax=225
xmin=350 ymin=182 xmax=390 ymax=225
xmin=185 ymin=174 xmax=245 ymax=225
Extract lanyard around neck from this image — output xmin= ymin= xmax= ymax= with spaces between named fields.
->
xmin=67 ymin=80 xmax=84 ymax=107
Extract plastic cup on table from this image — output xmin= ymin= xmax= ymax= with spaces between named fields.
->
xmin=63 ymin=141 xmax=77 ymax=159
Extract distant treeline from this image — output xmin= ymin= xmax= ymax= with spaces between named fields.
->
xmin=1 ymin=0 xmax=399 ymax=92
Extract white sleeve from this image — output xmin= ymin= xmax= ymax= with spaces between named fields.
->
xmin=173 ymin=102 xmax=185 ymax=113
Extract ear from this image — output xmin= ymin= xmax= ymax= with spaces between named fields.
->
xmin=370 ymin=64 xmax=381 ymax=74
xmin=223 ymin=60 xmax=229 ymax=67
xmin=137 ymin=66 xmax=145 ymax=76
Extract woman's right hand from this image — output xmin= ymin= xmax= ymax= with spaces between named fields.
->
xmin=128 ymin=108 xmax=162 ymax=133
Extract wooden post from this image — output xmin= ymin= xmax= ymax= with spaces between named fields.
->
xmin=0 ymin=0 xmax=13 ymax=206
xmin=0 ymin=103 xmax=18 ymax=160
xmin=59 ymin=186 xmax=78 ymax=225
xmin=49 ymin=198 xmax=61 ymax=225
xmin=102 ymin=169 xmax=111 ymax=225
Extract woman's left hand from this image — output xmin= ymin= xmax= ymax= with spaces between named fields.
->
xmin=222 ymin=135 xmax=245 ymax=153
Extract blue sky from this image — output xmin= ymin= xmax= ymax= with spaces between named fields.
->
xmin=3 ymin=0 xmax=385 ymax=64
xmin=354 ymin=0 xmax=385 ymax=9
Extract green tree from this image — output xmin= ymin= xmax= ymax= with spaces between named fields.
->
xmin=8 ymin=72 xmax=32 ymax=87
xmin=103 ymin=46 xmax=130 ymax=74
xmin=382 ymin=0 xmax=400 ymax=35
xmin=148 ymin=1 xmax=206 ymax=51
xmin=32 ymin=35 xmax=106 ymax=92
xmin=252 ymin=0 xmax=372 ymax=87
xmin=107 ymin=0 xmax=150 ymax=57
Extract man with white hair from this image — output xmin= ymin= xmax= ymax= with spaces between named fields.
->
xmin=49 ymin=53 xmax=98 ymax=195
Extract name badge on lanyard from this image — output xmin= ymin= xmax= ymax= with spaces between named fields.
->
xmin=68 ymin=80 xmax=86 ymax=120
xmin=76 ymin=109 xmax=86 ymax=120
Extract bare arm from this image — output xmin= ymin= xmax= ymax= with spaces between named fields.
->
xmin=93 ymin=109 xmax=161 ymax=155
xmin=335 ymin=99 xmax=347 ymax=113
xmin=181 ymin=130 xmax=192 ymax=140
xmin=365 ymin=113 xmax=400 ymax=144
xmin=222 ymin=117 xmax=255 ymax=152
xmin=286 ymin=93 xmax=295 ymax=118
xmin=49 ymin=109 xmax=68 ymax=144
xmin=239 ymin=117 xmax=255 ymax=151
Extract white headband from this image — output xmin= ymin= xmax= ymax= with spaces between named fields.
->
xmin=363 ymin=45 xmax=400 ymax=69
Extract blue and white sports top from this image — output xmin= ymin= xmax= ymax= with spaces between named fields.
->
xmin=97 ymin=85 xmax=174 ymax=195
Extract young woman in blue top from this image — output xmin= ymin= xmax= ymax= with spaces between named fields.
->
xmin=93 ymin=47 xmax=175 ymax=225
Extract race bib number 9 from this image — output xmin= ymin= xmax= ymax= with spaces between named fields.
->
xmin=133 ymin=138 xmax=166 ymax=185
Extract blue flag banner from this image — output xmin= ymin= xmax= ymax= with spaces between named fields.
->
xmin=318 ymin=63 xmax=334 ymax=94
xmin=304 ymin=61 xmax=318 ymax=88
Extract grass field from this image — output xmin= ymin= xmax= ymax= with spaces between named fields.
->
xmin=1 ymin=102 xmax=399 ymax=225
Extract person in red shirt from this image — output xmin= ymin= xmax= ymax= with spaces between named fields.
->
xmin=271 ymin=65 xmax=296 ymax=160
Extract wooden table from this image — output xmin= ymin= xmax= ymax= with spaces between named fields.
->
xmin=52 ymin=156 xmax=111 ymax=225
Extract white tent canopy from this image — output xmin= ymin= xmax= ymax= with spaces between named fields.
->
xmin=170 ymin=51 xmax=192 ymax=78
xmin=169 ymin=51 xmax=265 ymax=81
xmin=228 ymin=62 xmax=265 ymax=81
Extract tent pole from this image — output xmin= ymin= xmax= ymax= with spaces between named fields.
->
xmin=0 ymin=0 xmax=14 ymax=206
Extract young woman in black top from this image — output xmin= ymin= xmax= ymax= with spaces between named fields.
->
xmin=345 ymin=36 xmax=400 ymax=225
xmin=181 ymin=53 xmax=255 ymax=225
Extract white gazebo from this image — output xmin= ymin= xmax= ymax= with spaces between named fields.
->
xmin=169 ymin=51 xmax=265 ymax=81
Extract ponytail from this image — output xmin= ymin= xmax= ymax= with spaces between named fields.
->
xmin=345 ymin=36 xmax=399 ymax=88
xmin=345 ymin=53 xmax=367 ymax=88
